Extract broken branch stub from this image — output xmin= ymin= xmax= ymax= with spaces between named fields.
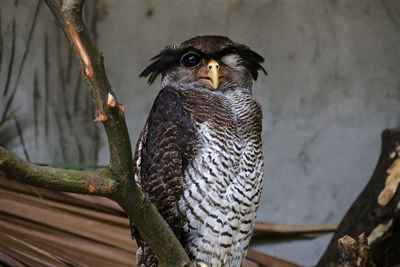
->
xmin=338 ymin=235 xmax=358 ymax=267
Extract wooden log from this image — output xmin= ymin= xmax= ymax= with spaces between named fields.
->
xmin=337 ymin=235 xmax=358 ymax=267
xmin=0 ymin=176 xmax=301 ymax=267
xmin=317 ymin=128 xmax=400 ymax=266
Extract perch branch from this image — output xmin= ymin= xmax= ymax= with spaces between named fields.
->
xmin=0 ymin=0 xmax=194 ymax=266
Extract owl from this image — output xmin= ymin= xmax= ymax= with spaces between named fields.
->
xmin=133 ymin=36 xmax=266 ymax=267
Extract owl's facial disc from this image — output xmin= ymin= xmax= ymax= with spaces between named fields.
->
xmin=200 ymin=59 xmax=222 ymax=89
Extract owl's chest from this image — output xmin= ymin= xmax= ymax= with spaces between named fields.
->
xmin=179 ymin=90 xmax=263 ymax=266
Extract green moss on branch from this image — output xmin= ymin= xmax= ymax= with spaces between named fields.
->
xmin=0 ymin=146 xmax=117 ymax=196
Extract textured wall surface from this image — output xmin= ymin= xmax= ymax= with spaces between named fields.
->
xmin=1 ymin=0 xmax=400 ymax=265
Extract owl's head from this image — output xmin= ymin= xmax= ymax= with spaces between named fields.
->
xmin=140 ymin=36 xmax=266 ymax=92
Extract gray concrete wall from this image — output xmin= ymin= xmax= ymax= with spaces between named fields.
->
xmin=1 ymin=0 xmax=400 ymax=265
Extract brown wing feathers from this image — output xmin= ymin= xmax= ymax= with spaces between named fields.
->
xmin=133 ymin=87 xmax=198 ymax=266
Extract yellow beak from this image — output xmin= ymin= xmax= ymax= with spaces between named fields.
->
xmin=206 ymin=59 xmax=220 ymax=89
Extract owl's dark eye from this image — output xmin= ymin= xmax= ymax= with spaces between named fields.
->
xmin=181 ymin=53 xmax=201 ymax=67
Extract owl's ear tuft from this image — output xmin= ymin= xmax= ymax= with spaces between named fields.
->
xmin=140 ymin=49 xmax=179 ymax=84
xmin=235 ymin=45 xmax=267 ymax=80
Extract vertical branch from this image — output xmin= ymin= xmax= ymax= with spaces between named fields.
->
xmin=41 ymin=1 xmax=194 ymax=266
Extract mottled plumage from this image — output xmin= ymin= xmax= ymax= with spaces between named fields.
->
xmin=133 ymin=36 xmax=265 ymax=267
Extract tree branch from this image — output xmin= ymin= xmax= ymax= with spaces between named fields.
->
xmin=44 ymin=0 xmax=131 ymax=171
xmin=0 ymin=146 xmax=116 ymax=195
xmin=0 ymin=0 xmax=194 ymax=266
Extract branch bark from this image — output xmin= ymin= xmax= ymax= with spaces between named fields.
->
xmin=0 ymin=0 xmax=193 ymax=266
xmin=0 ymin=147 xmax=116 ymax=195
xmin=337 ymin=235 xmax=358 ymax=267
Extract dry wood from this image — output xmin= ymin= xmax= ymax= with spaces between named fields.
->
xmin=358 ymin=233 xmax=369 ymax=267
xmin=253 ymin=221 xmax=337 ymax=237
xmin=337 ymin=235 xmax=358 ymax=267
xmin=0 ymin=175 xmax=306 ymax=267
xmin=0 ymin=175 xmax=137 ymax=266
xmin=318 ymin=128 xmax=400 ymax=266
xmin=246 ymin=248 xmax=302 ymax=267
xmin=243 ymin=261 xmax=261 ymax=267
